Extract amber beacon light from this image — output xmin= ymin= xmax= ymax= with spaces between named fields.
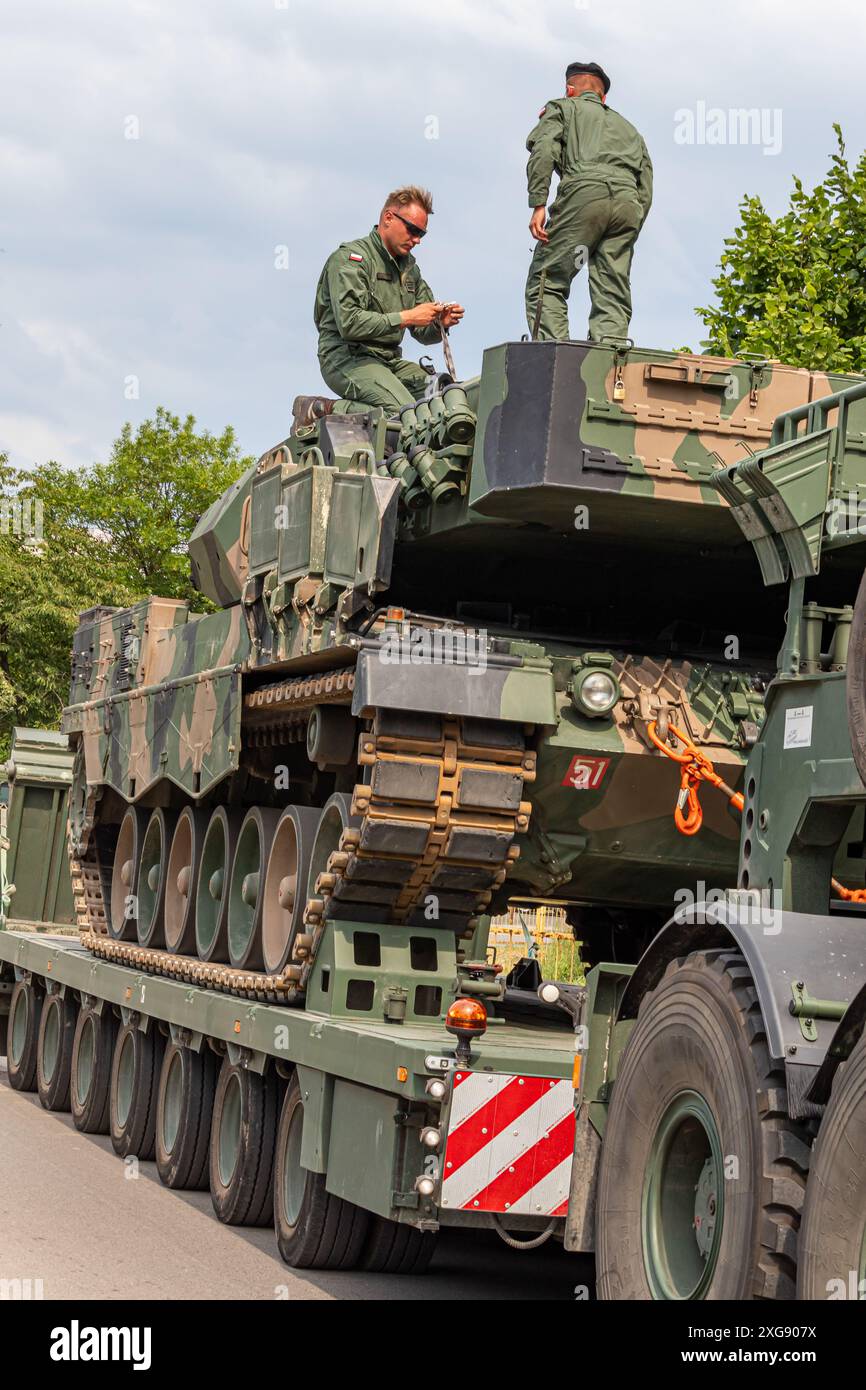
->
xmin=445 ymin=998 xmax=488 ymax=1064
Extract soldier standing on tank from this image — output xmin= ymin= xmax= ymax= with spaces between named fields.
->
xmin=524 ymin=62 xmax=653 ymax=343
xmin=293 ymin=186 xmax=464 ymax=427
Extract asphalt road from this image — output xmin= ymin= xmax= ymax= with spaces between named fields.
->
xmin=0 ymin=1058 xmax=592 ymax=1301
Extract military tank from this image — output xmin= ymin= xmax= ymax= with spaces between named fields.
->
xmin=62 ymin=339 xmax=866 ymax=1007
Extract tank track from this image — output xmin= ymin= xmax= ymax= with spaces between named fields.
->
xmin=68 ymin=785 xmax=113 ymax=936
xmin=73 ymin=670 xmax=534 ymax=1004
xmin=243 ymin=666 xmax=356 ymax=723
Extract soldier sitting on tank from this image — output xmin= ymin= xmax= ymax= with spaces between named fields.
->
xmin=524 ymin=61 xmax=653 ymax=343
xmin=292 ymin=186 xmax=464 ymax=428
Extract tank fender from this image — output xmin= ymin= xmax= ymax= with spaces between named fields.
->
xmin=618 ymin=898 xmax=866 ymax=1113
xmin=351 ymin=642 xmax=556 ymax=726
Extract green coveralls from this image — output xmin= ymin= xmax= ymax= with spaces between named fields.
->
xmin=524 ymin=92 xmax=653 ymax=342
xmin=314 ymin=227 xmax=443 ymax=413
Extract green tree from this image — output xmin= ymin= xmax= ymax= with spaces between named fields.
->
xmin=697 ymin=126 xmax=866 ymax=371
xmin=0 ymin=410 xmax=252 ymax=757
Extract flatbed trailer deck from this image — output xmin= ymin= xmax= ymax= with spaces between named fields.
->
xmin=0 ymin=923 xmax=583 ymax=1271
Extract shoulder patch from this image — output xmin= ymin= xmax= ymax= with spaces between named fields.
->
xmin=348 ymin=252 xmax=363 ymax=262
xmin=538 ymin=106 xmax=546 ymax=118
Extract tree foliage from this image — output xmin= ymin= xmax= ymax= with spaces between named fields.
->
xmin=697 ymin=126 xmax=866 ymax=371
xmin=0 ymin=409 xmax=252 ymax=757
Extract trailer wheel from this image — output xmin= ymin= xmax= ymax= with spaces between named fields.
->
xmin=273 ymin=1074 xmax=369 ymax=1269
xmin=36 ymin=990 xmax=77 ymax=1112
xmin=109 ymin=1020 xmax=165 ymax=1160
xmin=360 ymin=1215 xmax=437 ymax=1275
xmin=209 ymin=1057 xmax=278 ymax=1226
xmin=596 ymin=950 xmax=811 ymax=1300
xmin=156 ymin=1039 xmax=217 ymax=1190
xmin=798 ymin=1030 xmax=866 ymax=1300
xmin=6 ymin=979 xmax=42 ymax=1092
xmin=71 ymin=1004 xmax=117 ymax=1134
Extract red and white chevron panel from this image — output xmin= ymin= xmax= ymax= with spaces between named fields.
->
xmin=439 ymin=1071 xmax=575 ymax=1216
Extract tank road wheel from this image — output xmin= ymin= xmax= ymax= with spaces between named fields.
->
xmin=798 ymin=1030 xmax=866 ymax=1300
xmin=360 ymin=1216 xmax=437 ymax=1276
xmin=261 ymin=806 xmax=319 ymax=975
xmin=304 ymin=792 xmax=362 ymax=925
xmin=274 ymin=1074 xmax=369 ymax=1269
xmin=209 ymin=1057 xmax=278 ymax=1226
xmin=109 ymin=1019 xmax=165 ymax=1160
xmin=195 ymin=807 xmax=240 ymax=963
xmin=596 ymin=951 xmax=811 ymax=1301
xmin=155 ymin=1039 xmax=217 ymax=1190
xmin=164 ymin=807 xmax=208 ymax=955
xmin=137 ymin=808 xmax=177 ymax=949
xmin=110 ymin=806 xmax=147 ymax=940
xmin=71 ymin=1003 xmax=117 ymax=1134
xmin=228 ymin=808 xmax=279 ymax=972
xmin=36 ymin=990 xmax=78 ymax=1111
xmin=6 ymin=979 xmax=43 ymax=1092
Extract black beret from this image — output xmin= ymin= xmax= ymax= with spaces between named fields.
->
xmin=565 ymin=61 xmax=611 ymax=94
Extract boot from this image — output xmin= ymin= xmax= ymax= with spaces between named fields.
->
xmin=291 ymin=395 xmax=337 ymax=430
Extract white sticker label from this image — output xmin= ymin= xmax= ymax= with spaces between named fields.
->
xmin=783 ymin=705 xmax=813 ymax=750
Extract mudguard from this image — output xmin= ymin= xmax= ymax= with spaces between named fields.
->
xmin=618 ymin=897 xmax=866 ymax=1116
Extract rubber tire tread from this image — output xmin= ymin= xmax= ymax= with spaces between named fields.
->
xmin=71 ymin=1004 xmax=116 ymax=1133
xmin=274 ymin=1074 xmax=370 ymax=1270
xmin=37 ymin=991 xmax=78 ymax=1112
xmin=110 ymin=1020 xmax=165 ymax=1160
xmin=361 ymin=1215 xmax=437 ymax=1275
xmin=6 ymin=980 xmax=42 ymax=1093
xmin=798 ymin=1028 xmax=866 ymax=1298
xmin=209 ymin=1058 xmax=278 ymax=1227
xmin=155 ymin=1040 xmax=217 ymax=1190
xmin=595 ymin=950 xmax=811 ymax=1300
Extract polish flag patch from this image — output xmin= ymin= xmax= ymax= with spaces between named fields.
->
xmin=349 ymin=252 xmax=363 ymax=261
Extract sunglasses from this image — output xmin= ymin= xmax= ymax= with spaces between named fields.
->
xmin=390 ymin=210 xmax=427 ymax=240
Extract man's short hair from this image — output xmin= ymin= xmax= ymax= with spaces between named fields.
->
xmin=381 ymin=185 xmax=434 ymax=219
xmin=567 ymin=72 xmax=605 ymax=97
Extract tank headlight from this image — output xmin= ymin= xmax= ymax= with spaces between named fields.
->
xmin=573 ymin=669 xmax=619 ymax=717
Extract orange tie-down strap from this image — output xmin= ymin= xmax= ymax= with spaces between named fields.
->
xmin=647 ymin=720 xmax=863 ymax=902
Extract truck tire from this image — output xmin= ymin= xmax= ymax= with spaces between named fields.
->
xmin=360 ymin=1215 xmax=437 ymax=1275
xmin=71 ymin=1003 xmax=117 ymax=1134
xmin=273 ymin=1074 xmax=369 ymax=1269
xmin=156 ymin=1039 xmax=217 ymax=1190
xmin=596 ymin=950 xmax=811 ymax=1300
xmin=209 ymin=1057 xmax=278 ymax=1226
xmin=6 ymin=979 xmax=42 ymax=1092
xmin=798 ymin=1030 xmax=866 ymax=1300
xmin=110 ymin=1020 xmax=164 ymax=1160
xmin=36 ymin=990 xmax=77 ymax=1111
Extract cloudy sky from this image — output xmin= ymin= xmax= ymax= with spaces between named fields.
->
xmin=2 ymin=0 xmax=864 ymax=472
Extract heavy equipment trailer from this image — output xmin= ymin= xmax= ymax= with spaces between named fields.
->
xmin=6 ymin=346 xmax=866 ymax=1298
xmin=0 ymin=919 xmax=588 ymax=1272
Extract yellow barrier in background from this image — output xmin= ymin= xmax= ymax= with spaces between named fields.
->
xmin=489 ymin=901 xmax=585 ymax=985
